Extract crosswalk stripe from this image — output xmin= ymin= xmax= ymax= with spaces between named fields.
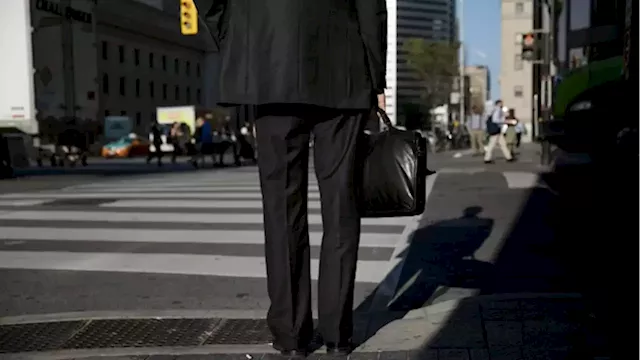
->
xmin=0 ymin=200 xmax=50 ymax=206
xmin=503 ymin=171 xmax=540 ymax=189
xmin=0 ymin=210 xmax=413 ymax=226
xmin=101 ymin=200 xmax=323 ymax=209
xmin=0 ymin=168 xmax=412 ymax=282
xmin=0 ymin=251 xmax=388 ymax=283
xmin=0 ymin=192 xmax=321 ymax=200
xmin=70 ymin=186 xmax=321 ymax=193
xmin=0 ymin=227 xmax=398 ymax=248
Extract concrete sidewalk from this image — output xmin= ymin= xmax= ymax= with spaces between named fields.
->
xmin=2 ymin=293 xmax=606 ymax=360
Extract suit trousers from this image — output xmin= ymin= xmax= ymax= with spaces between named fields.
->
xmin=254 ymin=104 xmax=365 ymax=349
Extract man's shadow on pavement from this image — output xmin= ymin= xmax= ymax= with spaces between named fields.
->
xmin=350 ymin=206 xmax=495 ymax=346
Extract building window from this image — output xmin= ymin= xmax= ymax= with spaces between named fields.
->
xmin=515 ymin=2 xmax=524 ymax=14
xmin=514 ymin=85 xmax=523 ymax=97
xmin=569 ymin=0 xmax=590 ymax=30
xmin=149 ymin=81 xmax=155 ymax=98
xmin=134 ymin=49 xmax=140 ymax=66
xmin=119 ymin=77 xmax=126 ymax=96
xmin=135 ymin=112 xmax=142 ymax=126
xmin=174 ymin=85 xmax=180 ymax=100
xmin=101 ymin=74 xmax=109 ymax=94
xmin=514 ymin=55 xmax=523 ymax=70
xmin=149 ymin=53 xmax=154 ymax=68
xmin=186 ymin=61 xmax=191 ymax=75
xmin=186 ymin=87 xmax=191 ymax=101
xmin=162 ymin=55 xmax=167 ymax=70
xmin=135 ymin=79 xmax=141 ymax=97
xmin=162 ymin=84 xmax=168 ymax=100
xmin=196 ymin=63 xmax=201 ymax=76
xmin=174 ymin=59 xmax=179 ymax=74
xmin=196 ymin=88 xmax=201 ymax=103
xmin=118 ymin=45 xmax=125 ymax=63
xmin=101 ymin=41 xmax=108 ymax=60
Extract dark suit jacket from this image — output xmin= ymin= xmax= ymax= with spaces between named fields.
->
xmin=194 ymin=0 xmax=387 ymax=109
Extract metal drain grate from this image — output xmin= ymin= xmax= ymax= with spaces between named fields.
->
xmin=0 ymin=321 xmax=83 ymax=353
xmin=61 ymin=318 xmax=221 ymax=349
xmin=204 ymin=319 xmax=272 ymax=345
xmin=0 ymin=318 xmax=292 ymax=353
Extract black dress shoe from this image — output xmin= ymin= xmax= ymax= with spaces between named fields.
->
xmin=325 ymin=343 xmax=353 ymax=356
xmin=279 ymin=349 xmax=307 ymax=358
xmin=271 ymin=342 xmax=308 ymax=358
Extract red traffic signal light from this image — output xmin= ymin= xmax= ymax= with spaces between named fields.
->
xmin=521 ymin=32 xmax=536 ymax=60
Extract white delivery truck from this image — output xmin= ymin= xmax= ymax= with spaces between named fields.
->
xmin=0 ymin=0 xmax=39 ymax=170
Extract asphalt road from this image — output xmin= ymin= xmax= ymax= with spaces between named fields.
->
xmin=0 ymin=159 xmax=413 ymax=317
xmin=0 ymin=152 xmax=585 ymax=319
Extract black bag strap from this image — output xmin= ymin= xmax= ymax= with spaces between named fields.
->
xmin=377 ymin=107 xmax=394 ymax=129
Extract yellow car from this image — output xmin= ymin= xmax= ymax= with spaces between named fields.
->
xmin=101 ymin=136 xmax=149 ymax=158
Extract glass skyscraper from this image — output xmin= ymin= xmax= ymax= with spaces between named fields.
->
xmin=384 ymin=0 xmax=457 ymax=124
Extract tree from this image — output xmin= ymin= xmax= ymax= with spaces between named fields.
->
xmin=403 ymin=39 xmax=460 ymax=110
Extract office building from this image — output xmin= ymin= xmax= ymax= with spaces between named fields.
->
xmin=97 ymin=0 xmax=216 ymax=134
xmin=465 ymin=65 xmax=491 ymax=110
xmin=500 ymin=0 xmax=534 ymax=142
xmin=31 ymin=0 xmax=215 ymax=142
xmin=32 ymin=0 xmax=99 ymax=140
xmin=385 ymin=0 xmax=457 ymax=125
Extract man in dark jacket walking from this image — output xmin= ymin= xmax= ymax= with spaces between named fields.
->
xmin=196 ymin=0 xmax=387 ymax=356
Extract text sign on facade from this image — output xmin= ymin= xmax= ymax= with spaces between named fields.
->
xmin=35 ymin=0 xmax=93 ymax=24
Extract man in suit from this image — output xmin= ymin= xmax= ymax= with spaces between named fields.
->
xmin=195 ymin=0 xmax=387 ymax=356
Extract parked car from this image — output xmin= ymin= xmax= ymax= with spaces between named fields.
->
xmin=101 ymin=135 xmax=149 ymax=158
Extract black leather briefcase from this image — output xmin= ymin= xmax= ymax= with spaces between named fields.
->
xmin=357 ymin=108 xmax=434 ymax=218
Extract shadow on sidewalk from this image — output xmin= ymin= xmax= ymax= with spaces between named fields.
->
xmin=351 ymin=206 xmax=495 ymax=346
xmin=354 ymin=159 xmax=634 ymax=358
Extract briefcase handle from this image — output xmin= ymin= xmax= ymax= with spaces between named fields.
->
xmin=376 ymin=107 xmax=395 ymax=130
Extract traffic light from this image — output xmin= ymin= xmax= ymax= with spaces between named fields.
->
xmin=180 ymin=0 xmax=198 ymax=35
xmin=521 ymin=32 xmax=535 ymax=61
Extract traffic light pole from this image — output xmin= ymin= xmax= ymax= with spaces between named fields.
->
xmin=539 ymin=0 xmax=555 ymax=166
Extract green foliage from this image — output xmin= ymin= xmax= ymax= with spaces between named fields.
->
xmin=402 ymin=39 xmax=460 ymax=108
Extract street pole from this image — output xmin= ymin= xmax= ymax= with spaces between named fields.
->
xmin=61 ymin=0 xmax=77 ymax=120
xmin=540 ymin=0 xmax=554 ymax=165
xmin=459 ymin=0 xmax=465 ymax=125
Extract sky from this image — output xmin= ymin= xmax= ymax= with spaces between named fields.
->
xmin=461 ymin=0 xmax=501 ymax=99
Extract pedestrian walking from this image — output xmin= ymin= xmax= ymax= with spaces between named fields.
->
xmin=515 ymin=115 xmax=526 ymax=149
xmin=169 ymin=122 xmax=184 ymax=164
xmin=189 ymin=117 xmax=206 ymax=168
xmin=146 ymin=120 xmax=163 ymax=166
xmin=504 ymin=109 xmax=518 ymax=156
xmin=484 ymin=100 xmax=515 ymax=163
xmin=196 ymin=0 xmax=387 ymax=356
xmin=466 ymin=105 xmax=486 ymax=156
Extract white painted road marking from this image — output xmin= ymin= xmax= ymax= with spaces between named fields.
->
xmin=101 ymin=199 xmax=323 ymax=209
xmin=0 ymin=251 xmax=389 ymax=283
xmin=0 ymin=227 xmax=398 ymax=248
xmin=0 ymin=210 xmax=412 ymax=226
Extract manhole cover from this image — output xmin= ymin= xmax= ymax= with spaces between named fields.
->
xmin=44 ymin=198 xmax=116 ymax=206
xmin=0 ymin=321 xmax=83 ymax=353
xmin=61 ymin=318 xmax=221 ymax=349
